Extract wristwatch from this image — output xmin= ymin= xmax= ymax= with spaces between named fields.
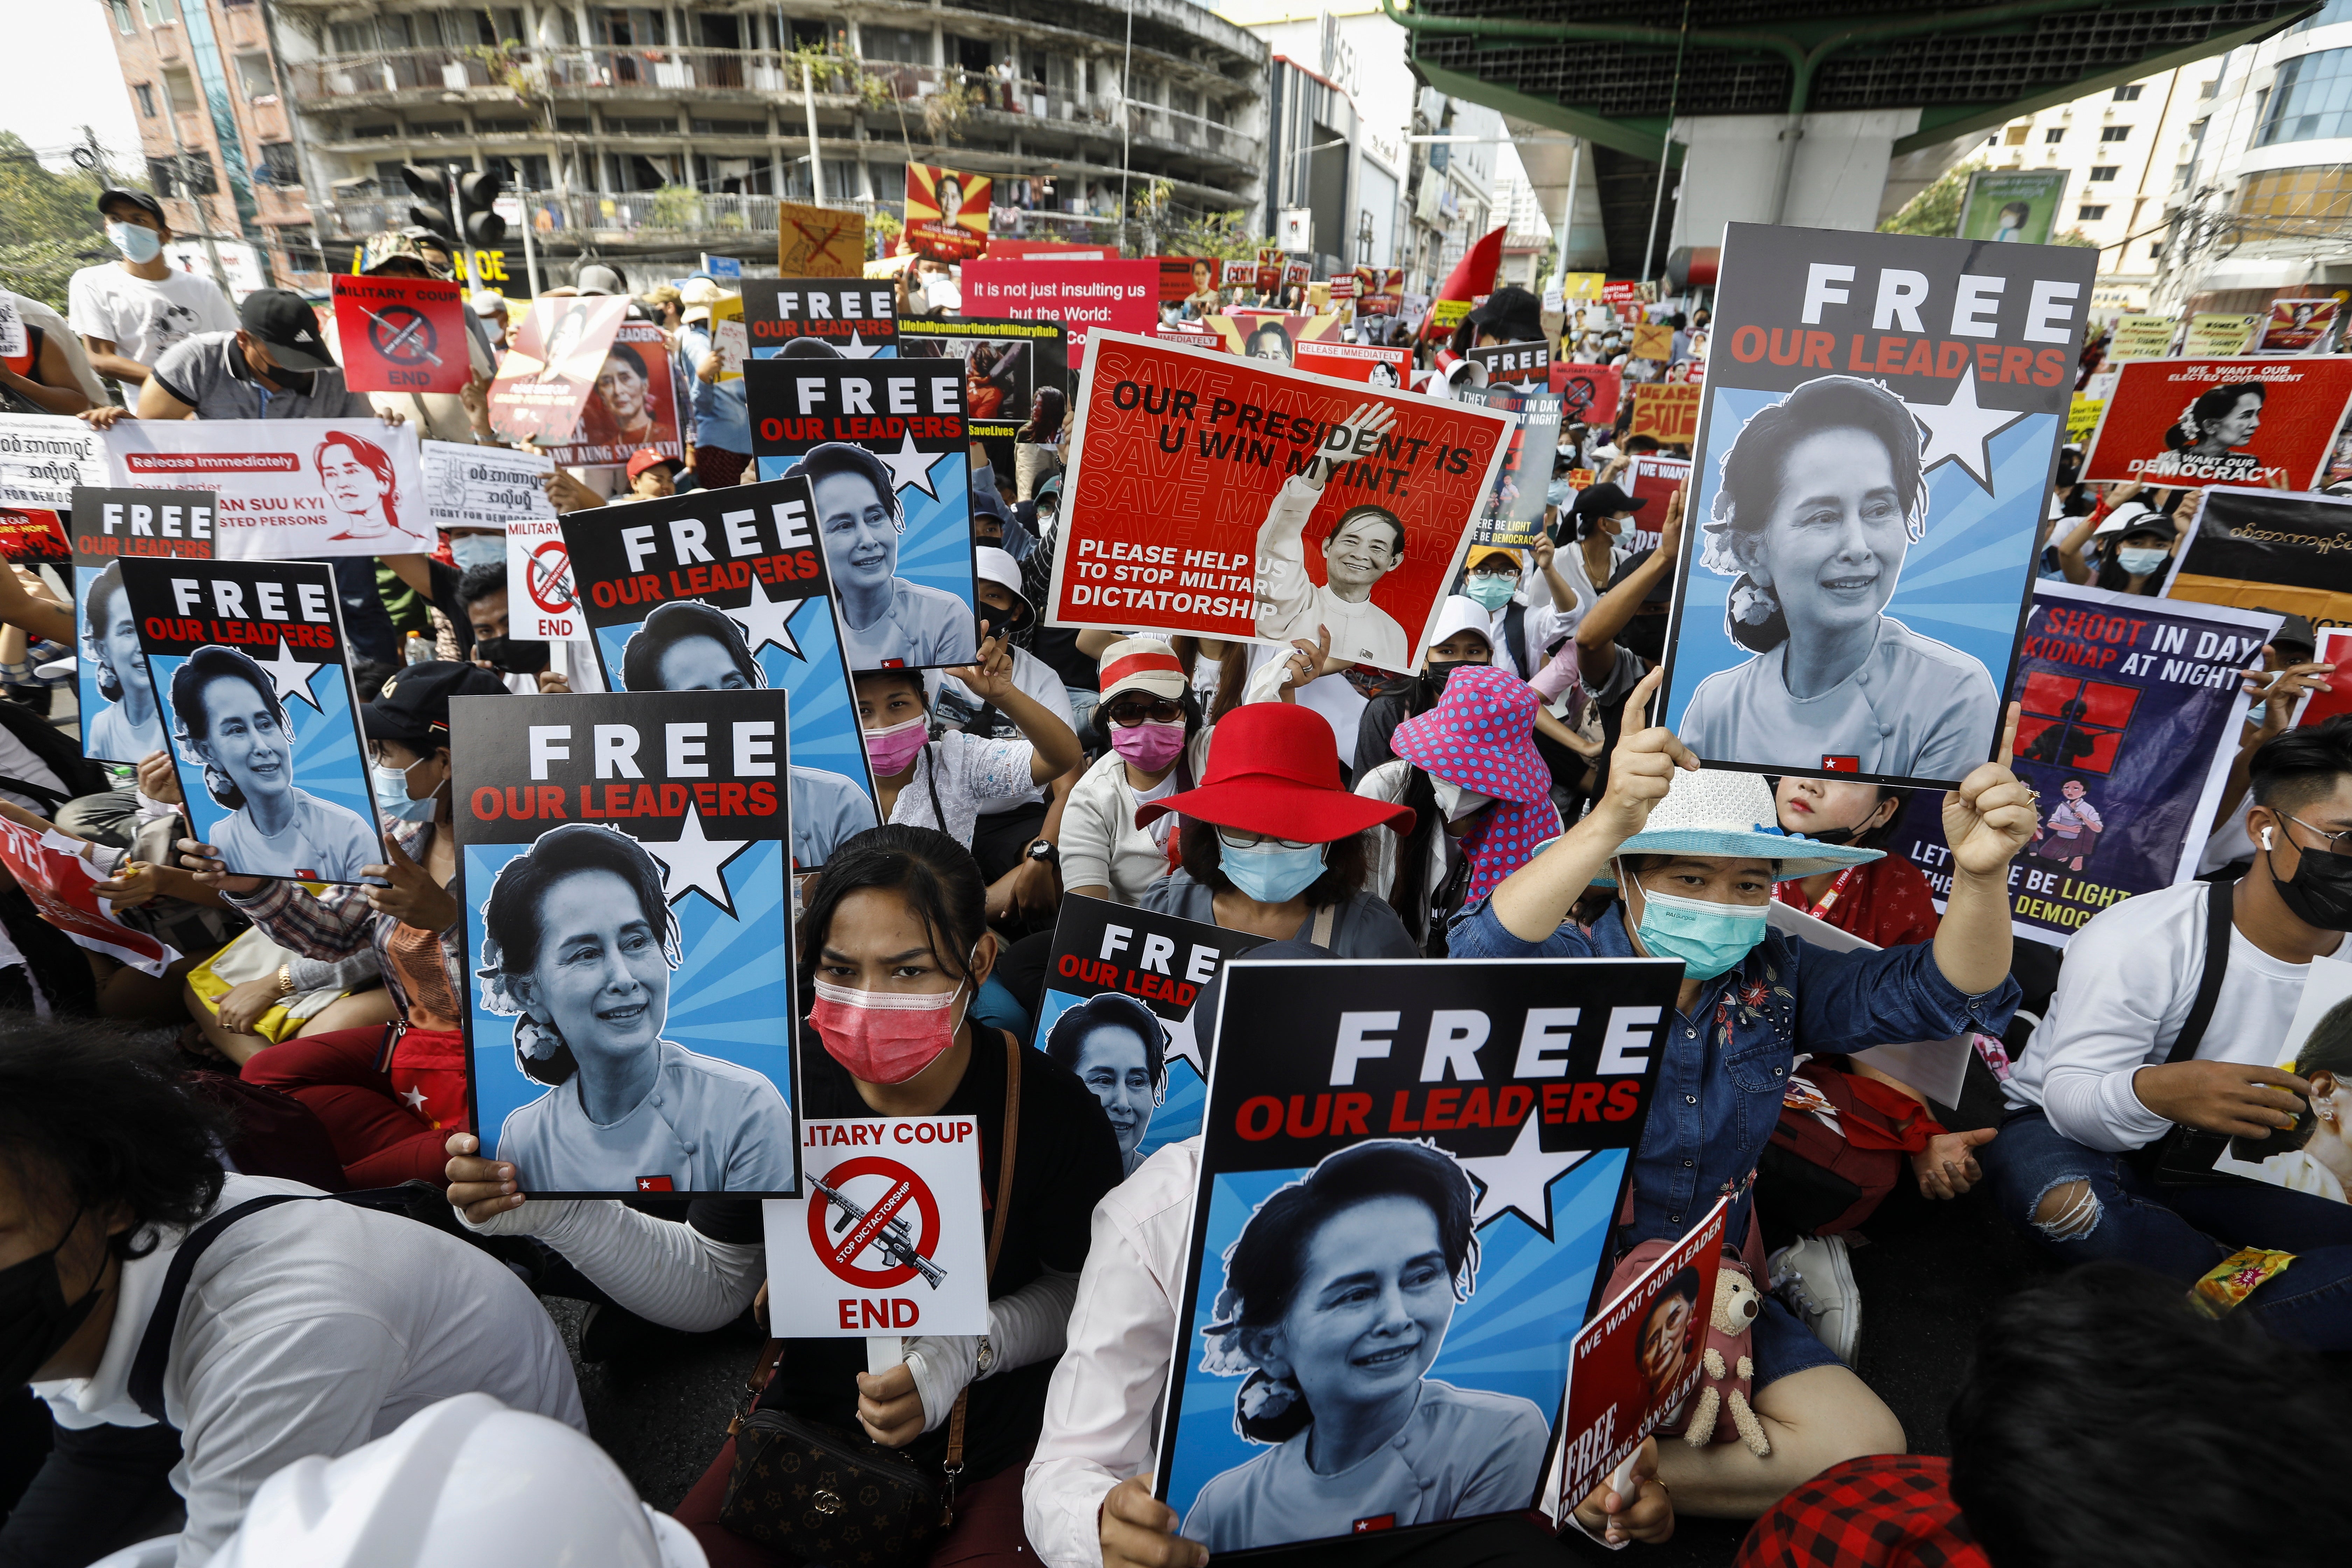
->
xmin=275 ymin=964 xmax=295 ymax=998
xmin=1026 ymin=839 xmax=1059 ymax=869
xmin=973 ymin=1335 xmax=996 ymax=1377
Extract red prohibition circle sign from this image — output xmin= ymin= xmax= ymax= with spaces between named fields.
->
xmin=808 ymin=1156 xmax=941 ymax=1289
xmin=526 ymin=539 xmax=574 ymax=614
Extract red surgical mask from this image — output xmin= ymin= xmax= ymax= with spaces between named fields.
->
xmin=809 ymin=970 xmax=972 ymax=1084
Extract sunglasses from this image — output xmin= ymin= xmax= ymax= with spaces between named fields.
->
xmin=1104 ymin=697 xmax=1184 ymax=727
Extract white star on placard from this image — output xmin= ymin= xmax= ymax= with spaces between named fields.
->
xmin=649 ymin=802 xmax=754 ymax=915
xmin=399 ymin=1085 xmax=428 ymax=1112
xmin=258 ymin=637 xmax=328 ymax=713
xmin=1910 ymin=372 xmax=2028 ymax=491
xmin=840 ymin=330 xmax=884 ymax=360
xmin=878 ymin=428 xmax=946 ymax=497
xmin=1458 ymin=1113 xmax=1593 ymax=1238
xmin=1163 ymin=1007 xmax=1205 ymax=1082
xmin=727 ymin=573 xmax=806 ymax=661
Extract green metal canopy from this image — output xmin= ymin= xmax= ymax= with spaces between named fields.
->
xmin=1391 ymin=0 xmax=2318 ymax=271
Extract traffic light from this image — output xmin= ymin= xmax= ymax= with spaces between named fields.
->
xmin=458 ymin=170 xmax=507 ymax=248
xmin=400 ymin=163 xmax=455 ymax=242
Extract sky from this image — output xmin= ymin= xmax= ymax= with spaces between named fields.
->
xmin=3 ymin=1 xmax=144 ymax=170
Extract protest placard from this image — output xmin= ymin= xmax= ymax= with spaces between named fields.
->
xmin=1160 ymin=255 xmax=1218 ymax=306
xmin=0 ymin=414 xmax=103 ymax=564
xmin=2081 ymin=357 xmax=2352 ymax=489
xmin=503 ymin=513 xmax=576 ymax=642
xmin=70 ymin=486 xmax=213 ymax=763
xmin=904 ymin=163 xmax=990 ymax=262
xmin=1956 ymin=168 xmax=2068 ymax=245
xmin=1154 ymin=955 xmax=1674 ymax=1552
xmin=0 ymin=296 xmax=22 ymax=361
xmin=2214 ymin=953 xmax=2352 ymax=1195
xmin=709 ymin=295 xmax=747 ymax=382
xmin=2067 ymin=393 xmax=2106 ymax=446
xmin=103 ymin=418 xmax=435 ymax=559
xmin=740 ymin=279 xmax=899 ymax=360
xmin=2299 ymin=627 xmax=2352 ymax=729
xmin=1624 ymin=455 xmax=1686 ymax=554
xmin=761 ymin=1115 xmax=988 ymax=1337
xmin=776 ymin=201 xmax=867 ymax=277
xmin=1050 ymin=330 xmax=1514 ymax=674
xmin=1552 ymin=362 xmax=1622 ymax=426
xmin=2260 ymin=298 xmax=2341 ymax=354
xmin=419 ymin=439 xmax=553 ymax=531
xmin=1352 ymin=267 xmax=1405 ymax=317
xmin=1628 ymin=383 xmax=1699 ymax=444
xmin=1546 ymin=1200 xmax=1727 ymax=1525
xmin=119 ymin=558 xmax=382 ymax=882
xmin=541 ymin=321 xmax=684 ymax=471
xmin=2106 ymin=313 xmax=2177 ymax=362
xmin=1205 ymin=311 xmax=1343 ymax=366
xmin=2184 ymin=313 xmax=2260 ymax=357
xmin=897 ymin=315 xmax=1068 ymax=439
xmin=1629 ymin=324 xmax=1673 ymax=363
xmin=962 ymin=259 xmax=1157 ymax=368
xmin=1561 ymin=273 xmax=1606 ymax=303
xmin=2162 ymin=485 xmax=2352 ymax=625
xmin=1032 ymin=895 xmax=1270 ymax=1177
xmin=1655 ymin=222 xmax=2092 ymax=789
xmin=487 ymin=295 xmax=629 ymax=446
xmin=743 ymin=358 xmax=977 ymax=670
xmin=0 ymin=817 xmax=176 ymax=976
xmin=1291 ymin=338 xmax=1411 ymax=388
xmin=1219 ymin=259 xmax=1259 ymax=294
xmin=564 ymin=476 xmax=878 ymax=867
xmin=1472 ymin=340 xmax=1551 ymax=387
xmin=331 ymin=273 xmax=469 ymax=395
xmin=1477 ymin=383 xmax=1564 ymax=550
xmin=453 ymin=687 xmax=800 ymax=1197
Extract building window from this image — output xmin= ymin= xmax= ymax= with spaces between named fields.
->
xmin=2150 ymin=242 xmax=2164 ymax=258
xmin=2078 ymin=204 xmax=2109 ymax=220
xmin=2199 ymin=78 xmax=2219 ymax=98
xmin=2290 ymin=0 xmax=2352 ymax=31
xmin=2237 ymin=164 xmax=2352 ymax=219
xmin=234 ymin=51 xmax=275 ymax=98
xmin=134 ymin=83 xmax=156 ymax=117
xmin=2100 ymin=125 xmax=2131 ymax=141
xmin=257 ymin=142 xmax=298 ymax=184
xmin=2044 ymin=128 xmax=2065 ymax=143
xmin=137 ymin=0 xmax=178 ymax=24
xmin=2113 ymin=84 xmax=2144 ymax=101
xmin=2174 ymin=162 xmax=2193 ymax=186
xmin=2003 ymin=125 xmax=2029 ymax=145
xmin=2259 ymin=47 xmax=2352 ymax=145
xmin=2088 ymin=165 xmax=2120 ymax=181
xmin=109 ymin=0 xmax=134 ymax=31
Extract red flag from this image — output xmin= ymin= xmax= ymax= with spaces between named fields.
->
xmin=1423 ymin=226 xmax=1506 ymax=342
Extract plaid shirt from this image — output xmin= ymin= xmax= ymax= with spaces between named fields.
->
xmin=1735 ymin=1456 xmax=1987 ymax=1568
xmin=223 ymin=818 xmax=464 ymax=1026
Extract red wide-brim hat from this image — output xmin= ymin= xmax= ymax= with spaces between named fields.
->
xmin=1136 ymin=702 xmax=1414 ymax=842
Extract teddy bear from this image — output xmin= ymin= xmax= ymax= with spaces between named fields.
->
xmin=1680 ymin=1266 xmax=1771 ymax=1457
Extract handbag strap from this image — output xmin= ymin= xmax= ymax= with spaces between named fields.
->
xmin=944 ymin=1032 xmax=1023 ymax=1478
xmin=2162 ymin=877 xmax=2235 ymax=1069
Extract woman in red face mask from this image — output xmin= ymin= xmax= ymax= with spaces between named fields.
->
xmin=443 ymin=824 xmax=1126 ymax=1568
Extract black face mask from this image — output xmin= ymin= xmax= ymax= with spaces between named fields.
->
xmin=1419 ymin=659 xmax=1479 ymax=703
xmin=1620 ymin=614 xmax=1668 ymax=668
xmin=0 ymin=1205 xmax=102 ymax=1388
xmin=475 ymin=636 xmax=550 ymax=676
xmin=2271 ymin=837 xmax=2352 ymax=931
xmin=976 ymin=604 xmax=1026 ymax=644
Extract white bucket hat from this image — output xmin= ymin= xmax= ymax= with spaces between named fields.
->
xmin=1592 ymin=767 xmax=1884 ymax=886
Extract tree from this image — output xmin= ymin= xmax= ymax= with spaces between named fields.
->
xmin=1879 ymin=159 xmax=1986 ymax=239
xmin=0 ymin=132 xmax=110 ymax=313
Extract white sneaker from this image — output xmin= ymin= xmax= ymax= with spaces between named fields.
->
xmin=1768 ymin=1233 xmax=1861 ymax=1365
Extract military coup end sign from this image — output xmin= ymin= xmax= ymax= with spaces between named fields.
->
xmin=332 ymin=274 xmax=470 ymax=396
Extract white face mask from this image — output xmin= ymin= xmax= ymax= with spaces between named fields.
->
xmin=1430 ymin=777 xmax=1492 ymax=822
xmin=2116 ymin=546 xmax=2168 ymax=576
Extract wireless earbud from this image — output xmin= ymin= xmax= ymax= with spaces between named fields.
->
xmin=2263 ymin=826 xmax=2276 ymax=851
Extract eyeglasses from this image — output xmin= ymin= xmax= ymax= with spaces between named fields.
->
xmin=2284 ymin=813 xmax=2352 ymax=856
xmin=1219 ymin=828 xmax=1317 ymax=852
xmin=1104 ymin=697 xmax=1183 ymax=727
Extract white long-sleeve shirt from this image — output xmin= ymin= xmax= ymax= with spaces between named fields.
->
xmin=1253 ymin=474 xmax=1410 ymax=672
xmin=2005 ymin=880 xmax=2328 ymax=1151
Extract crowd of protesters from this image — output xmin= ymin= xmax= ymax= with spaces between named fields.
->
xmin=0 ymin=190 xmax=2345 ymax=1568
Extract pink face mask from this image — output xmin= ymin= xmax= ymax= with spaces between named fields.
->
xmin=1110 ymin=718 xmax=1187 ymax=772
xmin=862 ymin=713 xmax=929 ymax=776
xmin=808 ymin=974 xmax=971 ymax=1084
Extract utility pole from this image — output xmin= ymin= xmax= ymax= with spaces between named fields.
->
xmin=159 ymin=102 xmax=233 ymax=294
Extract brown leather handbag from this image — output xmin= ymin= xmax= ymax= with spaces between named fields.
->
xmin=716 ymin=1036 xmax=1023 ymax=1566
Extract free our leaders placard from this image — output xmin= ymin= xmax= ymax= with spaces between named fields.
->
xmin=762 ymin=1116 xmax=988 ymax=1337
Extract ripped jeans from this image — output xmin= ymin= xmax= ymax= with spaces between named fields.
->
xmin=1984 ymin=1107 xmax=2352 ymax=1350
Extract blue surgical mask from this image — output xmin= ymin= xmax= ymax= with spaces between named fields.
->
xmin=1464 ymin=574 xmax=1517 ymax=611
xmin=1218 ymin=833 xmax=1326 ymax=904
xmin=1631 ymin=878 xmax=1768 ymax=980
xmin=372 ymin=756 xmax=439 ymax=823
xmin=107 ymin=222 xmax=163 ymax=264
xmin=2116 ymin=546 xmax=2168 ymax=576
xmin=448 ymin=533 xmax=504 ymax=571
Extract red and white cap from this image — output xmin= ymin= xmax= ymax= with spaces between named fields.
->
xmin=1097 ymin=636 xmax=1188 ymax=705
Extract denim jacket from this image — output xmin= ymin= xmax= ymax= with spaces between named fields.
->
xmin=677 ymin=326 xmax=751 ymax=455
xmin=1449 ymin=897 xmax=2019 ymax=1246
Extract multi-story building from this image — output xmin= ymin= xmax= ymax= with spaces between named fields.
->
xmin=99 ymin=0 xmax=1271 ymax=287
xmin=1493 ymin=151 xmax=1550 ymax=291
xmin=1399 ymin=86 xmax=1496 ymax=295
xmin=2154 ymin=0 xmax=2352 ymax=315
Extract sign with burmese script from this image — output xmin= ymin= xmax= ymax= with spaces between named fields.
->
xmin=744 ymin=358 xmax=976 ymax=670
xmin=2165 ymin=485 xmax=2352 ymax=627
xmin=1031 ymin=895 xmax=1271 ymax=1176
xmin=1155 ymin=957 xmax=1674 ymax=1553
xmin=118 ymin=558 xmax=381 ymax=882
xmin=1656 ymin=222 xmax=2094 ymax=791
xmin=0 ymin=415 xmax=106 ymax=564
xmin=564 ymin=475 xmax=878 ymax=868
xmin=452 ymin=687 xmax=800 ymax=1198
xmin=740 ymin=279 xmax=898 ymax=360
xmin=761 ymin=1115 xmax=988 ymax=1337
xmin=71 ymin=486 xmax=214 ymax=763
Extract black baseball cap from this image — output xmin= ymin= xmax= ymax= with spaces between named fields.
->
xmin=97 ymin=187 xmax=166 ymax=225
xmin=238 ymin=289 xmax=337 ymax=373
xmin=1574 ymin=482 xmax=1650 ymax=520
xmin=362 ymin=660 xmax=510 ymax=745
xmin=1466 ymin=284 xmax=1545 ymax=343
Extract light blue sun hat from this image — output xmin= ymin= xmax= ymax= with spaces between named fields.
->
xmin=1589 ymin=767 xmax=1884 ymax=886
